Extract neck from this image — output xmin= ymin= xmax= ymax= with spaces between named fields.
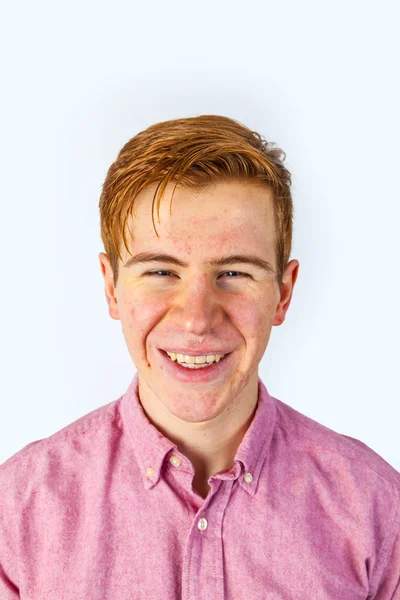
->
xmin=137 ymin=374 xmax=259 ymax=496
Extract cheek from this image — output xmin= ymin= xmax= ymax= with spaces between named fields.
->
xmin=232 ymin=297 xmax=276 ymax=337
xmin=123 ymin=294 xmax=167 ymax=336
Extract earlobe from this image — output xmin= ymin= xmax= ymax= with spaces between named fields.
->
xmin=272 ymin=313 xmax=284 ymax=327
xmin=105 ymin=285 xmax=120 ymax=321
xmin=272 ymin=259 xmax=299 ymax=327
xmin=99 ymin=252 xmax=121 ymax=321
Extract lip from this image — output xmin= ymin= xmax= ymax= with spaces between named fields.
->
xmin=157 ymin=348 xmax=234 ymax=383
xmin=160 ymin=348 xmax=230 ymax=356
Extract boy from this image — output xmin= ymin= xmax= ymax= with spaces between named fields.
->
xmin=1 ymin=115 xmax=399 ymax=599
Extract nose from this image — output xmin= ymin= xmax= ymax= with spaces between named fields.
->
xmin=172 ymin=272 xmax=225 ymax=336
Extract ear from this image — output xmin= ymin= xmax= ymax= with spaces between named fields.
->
xmin=273 ymin=259 xmax=299 ymax=326
xmin=98 ymin=252 xmax=120 ymax=320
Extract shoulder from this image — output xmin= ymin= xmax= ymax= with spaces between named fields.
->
xmin=273 ymin=395 xmax=400 ymax=486
xmin=271 ymin=395 xmax=400 ymax=540
xmin=270 ymin=397 xmax=400 ymax=595
xmin=0 ymin=394 xmax=124 ymax=500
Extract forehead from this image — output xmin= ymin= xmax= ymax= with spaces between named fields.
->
xmin=124 ymin=180 xmax=275 ymax=257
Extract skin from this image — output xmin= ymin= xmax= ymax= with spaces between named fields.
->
xmin=99 ymin=180 xmax=299 ymax=499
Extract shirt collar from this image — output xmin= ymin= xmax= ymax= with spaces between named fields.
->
xmin=120 ymin=373 xmax=277 ymax=497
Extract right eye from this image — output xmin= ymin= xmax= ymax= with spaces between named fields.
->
xmin=144 ymin=270 xmax=175 ymax=277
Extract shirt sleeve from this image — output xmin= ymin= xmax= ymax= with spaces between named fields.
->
xmin=0 ymin=466 xmax=20 ymax=598
xmin=371 ymin=519 xmax=400 ymax=599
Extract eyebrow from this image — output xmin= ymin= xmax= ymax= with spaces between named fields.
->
xmin=123 ymin=252 xmax=275 ymax=273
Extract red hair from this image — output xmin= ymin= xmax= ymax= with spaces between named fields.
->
xmin=99 ymin=114 xmax=293 ymax=285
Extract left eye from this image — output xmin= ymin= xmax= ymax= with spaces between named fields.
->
xmin=221 ymin=271 xmax=249 ymax=278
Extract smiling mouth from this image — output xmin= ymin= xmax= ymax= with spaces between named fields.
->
xmin=160 ymin=349 xmax=231 ymax=369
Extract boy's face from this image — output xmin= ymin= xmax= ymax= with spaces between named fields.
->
xmin=99 ymin=180 xmax=298 ymax=423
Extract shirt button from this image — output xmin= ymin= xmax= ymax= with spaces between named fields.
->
xmin=169 ymin=455 xmax=181 ymax=467
xmin=244 ymin=472 xmax=253 ymax=484
xmin=197 ymin=517 xmax=208 ymax=531
xmin=146 ymin=467 xmax=155 ymax=479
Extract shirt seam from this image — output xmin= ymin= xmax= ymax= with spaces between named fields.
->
xmin=0 ymin=473 xmax=20 ymax=590
xmin=368 ymin=488 xmax=400 ymax=597
xmin=276 ymin=417 xmax=400 ymax=596
xmin=276 ymin=418 xmax=400 ymax=490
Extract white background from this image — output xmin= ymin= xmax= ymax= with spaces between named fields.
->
xmin=0 ymin=1 xmax=398 ymax=469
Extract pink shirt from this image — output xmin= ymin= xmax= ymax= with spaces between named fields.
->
xmin=1 ymin=374 xmax=399 ymax=599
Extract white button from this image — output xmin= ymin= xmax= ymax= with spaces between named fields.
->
xmin=197 ymin=517 xmax=208 ymax=531
xmin=169 ymin=455 xmax=181 ymax=467
xmin=244 ymin=472 xmax=253 ymax=483
xmin=146 ymin=467 xmax=155 ymax=479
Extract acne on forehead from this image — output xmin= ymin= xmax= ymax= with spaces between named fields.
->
xmin=124 ymin=181 xmax=275 ymax=252
xmin=165 ymin=227 xmax=271 ymax=260
xmin=169 ymin=238 xmax=195 ymax=256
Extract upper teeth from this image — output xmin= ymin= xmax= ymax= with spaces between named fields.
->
xmin=165 ymin=352 xmax=225 ymax=364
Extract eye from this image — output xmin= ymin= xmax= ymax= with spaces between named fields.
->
xmin=221 ymin=271 xmax=250 ymax=278
xmin=145 ymin=270 xmax=175 ymax=277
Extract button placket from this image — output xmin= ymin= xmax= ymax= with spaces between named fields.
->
xmin=182 ymin=477 xmax=234 ymax=600
xmin=197 ymin=517 xmax=208 ymax=531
